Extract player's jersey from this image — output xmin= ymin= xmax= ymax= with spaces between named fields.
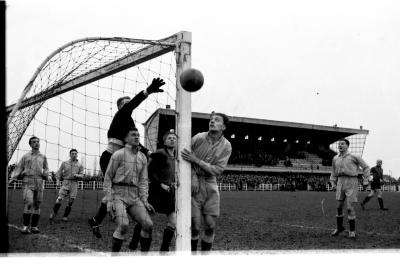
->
xmin=148 ymin=148 xmax=175 ymax=185
xmin=330 ymin=151 xmax=369 ymax=182
xmin=106 ymin=90 xmax=149 ymax=155
xmin=370 ymin=165 xmax=383 ymax=189
xmin=56 ymin=159 xmax=84 ymax=181
xmin=191 ymin=132 xmax=232 ymax=183
xmin=10 ymin=151 xmax=49 ymax=180
xmin=107 ymin=91 xmax=146 ymax=141
xmin=103 ymin=145 xmax=148 ymax=202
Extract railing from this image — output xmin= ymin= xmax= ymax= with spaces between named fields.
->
xmin=7 ymin=180 xmax=400 ymax=192
xmin=8 ymin=180 xmax=104 ymax=190
xmin=217 ymin=183 xmax=237 ymax=191
xmin=255 ymin=184 xmax=282 ymax=191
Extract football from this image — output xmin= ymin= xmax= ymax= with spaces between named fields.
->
xmin=179 ymin=68 xmax=204 ymax=92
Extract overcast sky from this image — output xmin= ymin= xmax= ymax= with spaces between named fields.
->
xmin=6 ymin=0 xmax=400 ymax=179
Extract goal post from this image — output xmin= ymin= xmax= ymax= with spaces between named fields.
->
xmin=175 ymin=31 xmax=192 ymax=252
xmin=6 ymin=31 xmax=192 ymax=252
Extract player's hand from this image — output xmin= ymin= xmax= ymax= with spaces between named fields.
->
xmin=146 ymin=78 xmax=165 ymax=94
xmin=106 ymin=201 xmax=116 ymax=221
xmin=143 ymin=201 xmax=155 ymax=214
xmin=8 ymin=178 xmax=16 ymax=185
xmin=362 ymin=179 xmax=369 ymax=186
xmin=160 ymin=183 xmax=171 ymax=192
xmin=181 ymin=148 xmax=199 ymax=164
xmin=191 ymin=180 xmax=199 ymax=195
xmin=330 ymin=182 xmax=337 ymax=191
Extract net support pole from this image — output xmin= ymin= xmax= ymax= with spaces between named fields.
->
xmin=175 ymin=31 xmax=192 ymax=252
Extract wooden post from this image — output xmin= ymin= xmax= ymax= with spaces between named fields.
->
xmin=175 ymin=31 xmax=192 ymax=252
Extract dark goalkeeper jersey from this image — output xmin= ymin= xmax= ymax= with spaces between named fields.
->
xmin=107 ymin=91 xmax=147 ymax=141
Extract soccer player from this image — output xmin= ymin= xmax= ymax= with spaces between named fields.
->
xmin=360 ymin=159 xmax=388 ymax=211
xmin=49 ymin=149 xmax=84 ymax=222
xmin=8 ymin=136 xmax=52 ymax=234
xmin=181 ymin=112 xmax=232 ymax=251
xmin=88 ymin=77 xmax=165 ymax=238
xmin=329 ymin=138 xmax=370 ymax=238
xmin=129 ymin=130 xmax=177 ymax=252
xmin=103 ymin=127 xmax=154 ymax=252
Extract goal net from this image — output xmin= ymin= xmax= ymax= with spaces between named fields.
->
xmin=7 ymin=32 xmax=192 ymax=253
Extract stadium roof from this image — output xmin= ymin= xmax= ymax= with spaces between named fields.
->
xmin=144 ymin=108 xmax=369 ymax=146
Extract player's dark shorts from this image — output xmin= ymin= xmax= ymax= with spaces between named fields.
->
xmin=100 ymin=150 xmax=113 ymax=175
xmin=370 ymin=180 xmax=381 ymax=190
xmin=148 ymin=182 xmax=175 ymax=215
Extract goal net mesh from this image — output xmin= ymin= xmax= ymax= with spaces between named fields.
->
xmin=7 ymin=36 xmax=181 ymax=252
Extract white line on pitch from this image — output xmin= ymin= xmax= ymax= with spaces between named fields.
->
xmin=246 ymin=219 xmax=400 ymax=237
xmin=8 ymin=224 xmax=103 ymax=254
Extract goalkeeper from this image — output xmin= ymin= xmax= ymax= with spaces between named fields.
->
xmin=88 ymin=77 xmax=165 ymax=238
xmin=49 ymin=149 xmax=85 ymax=222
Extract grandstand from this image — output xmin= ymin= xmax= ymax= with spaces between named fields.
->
xmin=144 ymin=108 xmax=369 ymax=191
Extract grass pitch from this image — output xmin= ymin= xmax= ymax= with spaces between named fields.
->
xmin=7 ymin=189 xmax=400 ymax=254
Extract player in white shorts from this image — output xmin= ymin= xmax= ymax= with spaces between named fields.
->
xmin=49 ymin=149 xmax=84 ymax=222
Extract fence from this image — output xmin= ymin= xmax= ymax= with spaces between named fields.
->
xmin=8 ymin=180 xmax=104 ymax=190
xmin=7 ymin=180 xmax=400 ymax=192
xmin=217 ymin=183 xmax=237 ymax=191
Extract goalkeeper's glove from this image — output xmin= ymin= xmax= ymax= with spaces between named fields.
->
xmin=146 ymin=78 xmax=165 ymax=94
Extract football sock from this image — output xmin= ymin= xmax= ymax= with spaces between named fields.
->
xmin=349 ymin=219 xmax=355 ymax=232
xmin=160 ymin=226 xmax=175 ymax=251
xmin=378 ymin=198 xmax=385 ymax=209
xmin=23 ymin=213 xmax=31 ymax=227
xmin=53 ymin=203 xmax=61 ymax=214
xmin=140 ymin=236 xmax=152 ymax=252
xmin=201 ymin=240 xmax=212 ymax=251
xmin=111 ymin=237 xmax=123 ymax=252
xmin=362 ymin=196 xmax=371 ymax=205
xmin=336 ymin=215 xmax=344 ymax=230
xmin=63 ymin=206 xmax=72 ymax=217
xmin=191 ymin=239 xmax=198 ymax=251
xmin=128 ymin=223 xmax=142 ymax=250
xmin=31 ymin=214 xmax=40 ymax=227
xmin=94 ymin=202 xmax=107 ymax=224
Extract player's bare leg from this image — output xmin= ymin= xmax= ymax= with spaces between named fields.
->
xmin=30 ymin=194 xmax=42 ymax=234
xmin=88 ymin=197 xmax=108 ymax=238
xmin=360 ymin=190 xmax=374 ymax=210
xmin=377 ymin=190 xmax=388 ymax=210
xmin=200 ymin=214 xmax=216 ymax=251
xmin=21 ymin=188 xmax=34 ymax=234
xmin=62 ymin=198 xmax=74 ymax=221
xmin=191 ymin=210 xmax=202 ymax=251
xmin=128 ymin=223 xmax=142 ymax=251
xmin=160 ymin=212 xmax=176 ymax=251
xmin=130 ymin=202 xmax=153 ymax=252
xmin=331 ymin=200 xmax=345 ymax=236
xmin=50 ymin=197 xmax=63 ymax=221
xmin=347 ymin=201 xmax=357 ymax=238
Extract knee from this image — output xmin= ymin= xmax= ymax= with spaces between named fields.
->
xmin=141 ymin=219 xmax=153 ymax=232
xmin=68 ymin=198 xmax=75 ymax=207
xmin=56 ymin=197 xmax=63 ymax=203
xmin=34 ymin=201 xmax=41 ymax=210
xmin=25 ymin=201 xmax=33 ymax=209
xmin=167 ymin=214 xmax=177 ymax=229
xmin=204 ymin=227 xmax=214 ymax=237
xmin=192 ymin=228 xmax=200 ymax=238
xmin=347 ymin=207 xmax=355 ymax=218
xmin=119 ymin=223 xmax=129 ymax=235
